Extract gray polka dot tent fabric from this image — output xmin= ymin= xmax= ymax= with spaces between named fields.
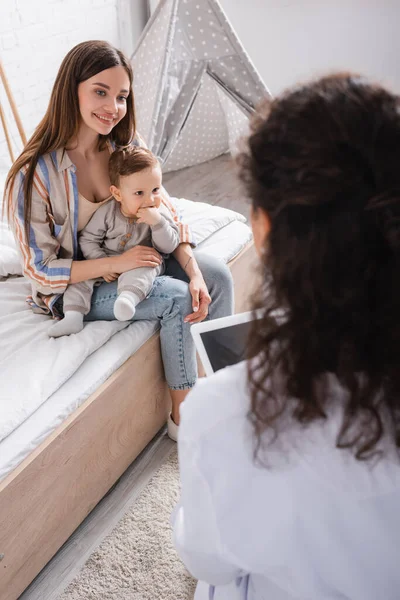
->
xmin=132 ymin=0 xmax=271 ymax=172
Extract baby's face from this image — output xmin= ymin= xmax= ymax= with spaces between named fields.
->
xmin=113 ymin=166 xmax=162 ymax=218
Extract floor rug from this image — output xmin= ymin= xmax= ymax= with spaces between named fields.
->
xmin=58 ymin=449 xmax=196 ymax=599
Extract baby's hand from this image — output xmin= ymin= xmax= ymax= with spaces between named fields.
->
xmin=136 ymin=207 xmax=162 ymax=226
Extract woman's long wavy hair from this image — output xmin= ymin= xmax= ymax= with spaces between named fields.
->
xmin=5 ymin=40 xmax=135 ymax=237
xmin=239 ymin=74 xmax=400 ymax=461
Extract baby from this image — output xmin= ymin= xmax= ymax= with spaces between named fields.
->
xmin=49 ymin=146 xmax=179 ymax=337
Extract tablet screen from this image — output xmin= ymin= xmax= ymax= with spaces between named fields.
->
xmin=199 ymin=320 xmax=252 ymax=373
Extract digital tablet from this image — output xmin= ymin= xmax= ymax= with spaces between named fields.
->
xmin=191 ymin=311 xmax=258 ymax=376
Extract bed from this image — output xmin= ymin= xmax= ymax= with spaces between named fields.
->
xmin=0 ymin=176 xmax=257 ymax=599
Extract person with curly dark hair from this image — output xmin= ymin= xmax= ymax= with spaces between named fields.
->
xmin=173 ymin=74 xmax=400 ymax=599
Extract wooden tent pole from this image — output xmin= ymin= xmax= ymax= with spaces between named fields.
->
xmin=0 ymin=101 xmax=14 ymax=162
xmin=0 ymin=59 xmax=27 ymax=146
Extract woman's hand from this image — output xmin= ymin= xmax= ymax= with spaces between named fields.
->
xmin=103 ymin=273 xmax=119 ymax=283
xmin=113 ymin=246 xmax=162 ymax=273
xmin=184 ymin=274 xmax=211 ymax=324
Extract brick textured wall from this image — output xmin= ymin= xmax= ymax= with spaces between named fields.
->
xmin=0 ymin=0 xmax=121 ymax=169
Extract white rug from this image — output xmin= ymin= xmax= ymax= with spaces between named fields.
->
xmin=58 ymin=449 xmax=196 ymax=600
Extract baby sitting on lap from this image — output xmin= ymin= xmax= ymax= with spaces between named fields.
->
xmin=49 ymin=146 xmax=179 ymax=337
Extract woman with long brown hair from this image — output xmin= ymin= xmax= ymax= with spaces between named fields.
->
xmin=173 ymin=74 xmax=400 ymax=598
xmin=5 ymin=40 xmax=234 ymax=441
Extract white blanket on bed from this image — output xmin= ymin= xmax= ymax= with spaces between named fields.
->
xmin=0 ymin=197 xmax=248 ymax=443
xmin=0 ymin=277 xmax=130 ymax=442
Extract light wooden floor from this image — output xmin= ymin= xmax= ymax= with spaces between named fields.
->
xmin=164 ymin=153 xmax=250 ymax=221
xmin=20 ymin=153 xmax=250 ymax=600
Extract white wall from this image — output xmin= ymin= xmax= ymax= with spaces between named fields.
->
xmin=219 ymin=0 xmax=400 ymax=96
xmin=2 ymin=1 xmax=399 ymax=166
xmin=0 ymin=0 xmax=121 ymax=167
xmin=117 ymin=0 xmax=149 ymax=60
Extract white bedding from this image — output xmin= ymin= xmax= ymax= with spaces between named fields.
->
xmin=0 ymin=168 xmax=22 ymax=278
xmin=0 ymin=213 xmax=252 ymax=481
xmin=0 ymin=276 xmax=131 ymax=441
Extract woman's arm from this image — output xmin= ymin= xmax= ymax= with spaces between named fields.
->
xmin=10 ymin=180 xmax=162 ymax=290
xmin=10 ymin=177 xmax=118 ymax=291
xmin=10 ymin=176 xmax=73 ymax=295
xmin=157 ymin=184 xmax=211 ymax=323
xmin=69 ymin=257 xmax=116 ymax=284
xmin=173 ymin=243 xmax=211 ymax=324
xmin=69 ymin=246 xmax=163 ymax=284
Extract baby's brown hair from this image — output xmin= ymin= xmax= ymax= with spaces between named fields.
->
xmin=109 ymin=146 xmax=159 ymax=187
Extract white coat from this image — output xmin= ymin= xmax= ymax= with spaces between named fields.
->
xmin=173 ymin=360 xmax=400 ymax=600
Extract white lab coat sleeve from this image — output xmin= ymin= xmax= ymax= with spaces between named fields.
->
xmin=172 ymin=435 xmax=242 ymax=586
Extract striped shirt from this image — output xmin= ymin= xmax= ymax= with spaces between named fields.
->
xmin=8 ymin=139 xmax=194 ymax=316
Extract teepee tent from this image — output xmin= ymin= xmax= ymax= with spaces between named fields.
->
xmin=131 ymin=0 xmax=270 ymax=172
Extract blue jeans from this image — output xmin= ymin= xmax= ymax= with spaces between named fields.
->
xmin=84 ymin=252 xmax=234 ymax=390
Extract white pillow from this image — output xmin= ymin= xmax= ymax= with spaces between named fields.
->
xmin=0 ymin=222 xmax=22 ymax=278
xmin=0 ymin=168 xmax=23 ymax=278
xmin=173 ymin=197 xmax=247 ymax=245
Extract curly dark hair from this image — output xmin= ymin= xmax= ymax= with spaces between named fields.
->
xmin=238 ymin=73 xmax=400 ymax=461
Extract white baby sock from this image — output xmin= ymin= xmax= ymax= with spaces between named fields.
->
xmin=113 ymin=291 xmax=141 ymax=321
xmin=49 ymin=311 xmax=84 ymax=338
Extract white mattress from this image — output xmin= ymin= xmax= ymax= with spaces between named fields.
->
xmin=0 ymin=220 xmax=252 ymax=481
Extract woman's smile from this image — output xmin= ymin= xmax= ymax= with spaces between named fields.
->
xmin=93 ymin=112 xmax=115 ymax=126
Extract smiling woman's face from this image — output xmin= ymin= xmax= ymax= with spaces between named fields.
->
xmin=77 ymin=65 xmax=131 ymax=136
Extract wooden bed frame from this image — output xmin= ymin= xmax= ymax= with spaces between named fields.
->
xmin=0 ymin=241 xmax=257 ymax=600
